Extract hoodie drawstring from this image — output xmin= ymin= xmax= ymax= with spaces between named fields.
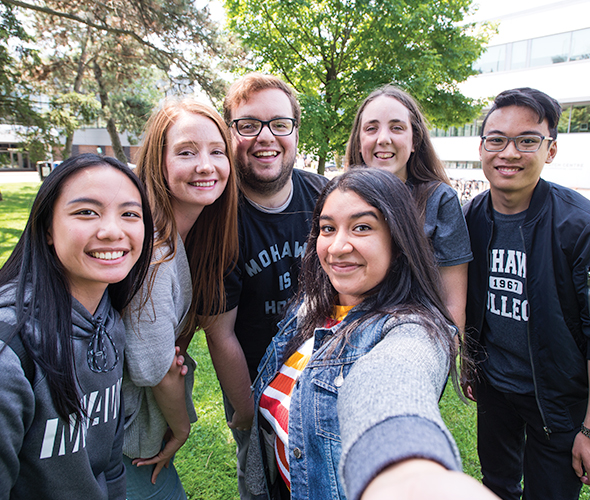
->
xmin=87 ymin=317 xmax=119 ymax=373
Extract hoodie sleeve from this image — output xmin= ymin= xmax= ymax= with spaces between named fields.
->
xmin=0 ymin=341 xmax=35 ymax=499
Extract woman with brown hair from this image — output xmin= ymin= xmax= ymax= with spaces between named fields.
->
xmin=122 ymin=99 xmax=238 ymax=499
xmin=346 ymin=85 xmax=472 ymax=331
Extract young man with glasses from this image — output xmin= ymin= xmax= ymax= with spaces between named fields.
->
xmin=204 ymin=73 xmax=327 ymax=499
xmin=462 ymin=87 xmax=590 ymax=499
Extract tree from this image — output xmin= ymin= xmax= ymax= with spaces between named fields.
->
xmin=4 ymin=0 xmax=231 ymax=163
xmin=0 ymin=1 xmax=41 ymax=125
xmin=226 ymin=0 xmax=491 ymax=174
xmin=4 ymin=0 xmax=228 ymax=99
xmin=29 ymin=18 xmax=165 ymax=161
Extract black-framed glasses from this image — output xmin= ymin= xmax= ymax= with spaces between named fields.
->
xmin=231 ymin=117 xmax=297 ymax=137
xmin=482 ymin=135 xmax=553 ymax=153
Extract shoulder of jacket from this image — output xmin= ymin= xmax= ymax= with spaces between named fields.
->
xmin=381 ymin=314 xmax=426 ymax=334
xmin=431 ymin=182 xmax=458 ymax=200
xmin=463 ymin=190 xmax=489 ymax=218
xmin=549 ymin=183 xmax=590 ymax=215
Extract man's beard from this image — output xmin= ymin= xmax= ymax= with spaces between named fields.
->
xmin=238 ymin=155 xmax=295 ymax=196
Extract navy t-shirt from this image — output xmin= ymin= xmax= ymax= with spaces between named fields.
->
xmin=225 ymin=168 xmax=328 ymax=378
xmin=481 ymin=209 xmax=534 ymax=394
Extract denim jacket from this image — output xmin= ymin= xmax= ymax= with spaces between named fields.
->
xmin=246 ymin=301 xmax=460 ymax=500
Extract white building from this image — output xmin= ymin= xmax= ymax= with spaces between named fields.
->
xmin=434 ymin=0 xmax=590 ymax=189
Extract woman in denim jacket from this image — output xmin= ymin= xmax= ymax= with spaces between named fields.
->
xmin=245 ymin=169 xmax=498 ymax=500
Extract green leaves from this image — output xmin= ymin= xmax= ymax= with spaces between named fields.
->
xmin=0 ymin=1 xmax=41 ymax=125
xmin=226 ymin=0 xmax=488 ymax=169
xmin=49 ymin=92 xmax=100 ymax=135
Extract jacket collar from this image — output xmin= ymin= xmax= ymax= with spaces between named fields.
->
xmin=484 ymin=178 xmax=551 ymax=224
xmin=525 ymin=178 xmax=550 ymax=223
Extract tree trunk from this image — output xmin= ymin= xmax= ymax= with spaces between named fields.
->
xmin=105 ymin=117 xmax=127 ymax=163
xmin=317 ymin=155 xmax=326 ymax=176
xmin=64 ymin=133 xmax=74 ymax=159
xmin=64 ymin=29 xmax=90 ymax=159
xmin=93 ymin=61 xmax=128 ymax=164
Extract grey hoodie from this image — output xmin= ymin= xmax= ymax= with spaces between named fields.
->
xmin=0 ymin=285 xmax=126 ymax=500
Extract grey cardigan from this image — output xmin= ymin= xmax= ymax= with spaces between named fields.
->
xmin=122 ymin=235 xmax=197 ymax=458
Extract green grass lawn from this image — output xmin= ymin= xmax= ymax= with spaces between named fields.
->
xmin=179 ymin=330 xmax=239 ymax=499
xmin=2 ymin=182 xmax=589 ymax=499
xmin=0 ymin=183 xmax=40 ymax=266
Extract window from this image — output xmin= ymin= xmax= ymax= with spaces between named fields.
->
xmin=509 ymin=40 xmax=528 ymax=70
xmin=530 ymin=32 xmax=570 ymax=66
xmin=558 ymin=106 xmax=571 ymax=134
xmin=475 ymin=45 xmax=506 ymax=73
xmin=557 ymin=105 xmax=590 ymax=133
xmin=570 ymin=105 xmax=590 ymax=133
xmin=473 ymin=28 xmax=590 ymax=73
xmin=570 ymin=28 xmax=590 ymax=61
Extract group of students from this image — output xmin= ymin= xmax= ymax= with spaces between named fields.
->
xmin=0 ymin=73 xmax=588 ymax=500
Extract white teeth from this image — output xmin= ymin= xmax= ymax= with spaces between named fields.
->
xmin=190 ymin=181 xmax=215 ymax=187
xmin=254 ymin=151 xmax=278 ymax=157
xmin=90 ymin=251 xmax=124 ymax=260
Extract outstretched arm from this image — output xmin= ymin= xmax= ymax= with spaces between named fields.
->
xmin=204 ymin=307 xmax=254 ymax=430
xmin=338 ymin=320 xmax=481 ymax=500
xmin=439 ymin=263 xmax=468 ymax=334
xmin=362 ymin=459 xmax=499 ymax=500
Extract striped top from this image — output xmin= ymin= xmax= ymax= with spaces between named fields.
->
xmin=259 ymin=305 xmax=353 ymax=489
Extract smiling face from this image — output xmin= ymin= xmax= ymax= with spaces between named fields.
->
xmin=47 ymin=165 xmax=145 ymax=312
xmin=316 ymin=189 xmax=392 ymax=307
xmin=480 ymin=105 xmax=557 ymax=213
xmin=164 ymin=111 xmax=230 ymax=226
xmin=230 ymin=88 xmax=298 ymax=195
xmin=359 ymin=96 xmax=414 ymax=181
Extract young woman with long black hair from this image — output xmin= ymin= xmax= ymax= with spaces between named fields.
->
xmin=245 ymin=169 xmax=496 ymax=500
xmin=0 ymin=154 xmax=153 ymax=500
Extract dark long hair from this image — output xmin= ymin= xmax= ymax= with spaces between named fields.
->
xmin=0 ymin=154 xmax=154 ymax=420
xmin=135 ymin=98 xmax=239 ymax=332
xmin=288 ymin=168 xmax=456 ymax=364
xmin=346 ymin=85 xmax=449 ymax=218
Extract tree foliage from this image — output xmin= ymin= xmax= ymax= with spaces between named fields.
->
xmin=0 ymin=1 xmax=42 ymax=125
xmin=226 ymin=0 xmax=491 ymax=172
xmin=4 ymin=0 xmax=228 ymax=99
xmin=29 ymin=16 xmax=173 ymax=161
xmin=3 ymin=0 xmax=232 ymax=163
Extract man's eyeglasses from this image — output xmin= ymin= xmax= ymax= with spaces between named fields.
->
xmin=482 ymin=135 xmax=553 ymax=153
xmin=231 ymin=118 xmax=297 ymax=137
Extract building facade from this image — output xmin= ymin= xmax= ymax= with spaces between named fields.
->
xmin=433 ymin=0 xmax=590 ymax=191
